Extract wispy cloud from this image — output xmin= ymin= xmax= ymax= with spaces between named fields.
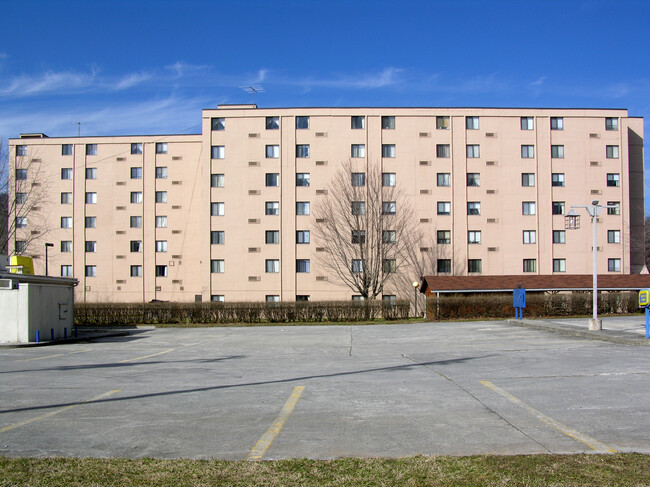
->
xmin=530 ymin=76 xmax=546 ymax=87
xmin=0 ymin=69 xmax=98 ymax=96
xmin=280 ymin=67 xmax=406 ymax=91
xmin=164 ymin=61 xmax=208 ymax=78
xmin=113 ymin=71 xmax=152 ymax=90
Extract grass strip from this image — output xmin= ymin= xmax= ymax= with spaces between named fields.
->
xmin=1 ymin=454 xmax=649 ymax=486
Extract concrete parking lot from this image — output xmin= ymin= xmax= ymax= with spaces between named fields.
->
xmin=1 ymin=319 xmax=649 ymax=460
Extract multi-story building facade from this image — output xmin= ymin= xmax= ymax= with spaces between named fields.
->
xmin=8 ymin=106 xmax=645 ymax=303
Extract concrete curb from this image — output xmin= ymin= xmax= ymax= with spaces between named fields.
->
xmin=504 ymin=318 xmax=649 ymax=346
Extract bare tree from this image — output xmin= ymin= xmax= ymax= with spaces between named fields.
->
xmin=313 ymin=161 xmax=421 ymax=299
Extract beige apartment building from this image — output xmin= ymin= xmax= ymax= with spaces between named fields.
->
xmin=8 ymin=106 xmax=645 ymax=303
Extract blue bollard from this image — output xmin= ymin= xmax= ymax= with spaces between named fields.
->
xmin=64 ymin=328 xmax=67 ymax=339
xmin=35 ymin=330 xmax=40 ymax=343
xmin=646 ymin=308 xmax=649 ymax=339
xmin=51 ymin=328 xmax=54 ymax=341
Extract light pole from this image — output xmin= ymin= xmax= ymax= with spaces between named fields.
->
xmin=412 ymin=281 xmax=419 ymax=318
xmin=44 ymin=243 xmax=54 ymax=276
xmin=565 ymin=201 xmax=617 ymax=331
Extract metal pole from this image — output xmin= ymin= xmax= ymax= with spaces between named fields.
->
xmin=589 ymin=205 xmax=601 ymax=330
xmin=414 ymin=286 xmax=418 ymax=318
xmin=45 ymin=244 xmax=48 ymax=276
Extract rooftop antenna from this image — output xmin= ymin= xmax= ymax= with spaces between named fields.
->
xmin=239 ymin=85 xmax=264 ymax=105
xmin=72 ymin=122 xmax=87 ymax=137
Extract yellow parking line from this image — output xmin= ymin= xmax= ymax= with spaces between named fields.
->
xmin=480 ymin=380 xmax=616 ymax=453
xmin=245 ymin=386 xmax=305 ymax=461
xmin=14 ymin=349 xmax=94 ymax=363
xmin=1 ymin=390 xmax=120 ymax=433
xmin=118 ymin=348 xmax=175 ymax=363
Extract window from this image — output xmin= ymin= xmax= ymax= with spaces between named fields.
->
xmin=550 ymin=117 xmax=563 ymax=130
xmin=551 ymin=173 xmax=565 ymax=187
xmin=352 ymin=172 xmax=366 ymax=186
xmin=266 ymin=295 xmax=280 ymax=302
xmin=382 ymin=295 xmax=396 ymax=303
xmin=265 ymin=202 xmax=279 ymax=215
xmin=383 ymin=259 xmax=396 ymax=273
xmin=130 ymin=216 xmax=142 ymax=228
xmin=208 ymin=174 xmax=223 ymax=188
xmin=156 ymin=142 xmax=167 ymax=154
xmin=61 ymin=241 xmax=72 ymax=252
xmin=61 ymin=168 xmax=73 ymax=180
xmin=155 ymin=216 xmax=168 ymax=227
xmin=266 ymin=145 xmax=280 ymax=158
xmin=156 ymin=265 xmax=168 ymax=277
xmin=553 ymin=230 xmax=566 ymax=244
xmin=521 ymin=145 xmax=535 ymax=158
xmin=383 ymin=230 xmax=396 ymax=244
xmin=467 ymin=173 xmax=480 ymax=187
xmin=523 ymin=230 xmax=536 ymax=244
xmin=296 ymin=295 xmax=310 ymax=302
xmin=351 ymin=259 xmax=364 ymax=273
xmin=466 ymin=145 xmax=480 ymax=158
xmin=522 ymin=202 xmax=536 ymax=215
xmin=211 ymin=117 xmax=225 ymax=131
xmin=155 ymin=240 xmax=167 ymax=252
xmin=131 ymin=167 xmax=143 ymax=179
xmin=156 ymin=191 xmax=167 ymax=203
xmin=521 ymin=117 xmax=534 ymax=130
xmin=552 ymin=201 xmax=565 ymax=215
xmin=130 ymin=192 xmax=142 ymax=204
xmin=351 ymin=116 xmax=365 ymax=129
xmin=608 ymin=258 xmax=621 ymax=272
xmin=85 ymin=192 xmax=97 ymax=204
xmin=382 ymin=173 xmax=395 ymax=187
xmin=553 ymin=259 xmax=566 ymax=272
xmin=607 ymin=201 xmax=620 ymax=215
xmin=85 ymin=168 xmax=97 ymax=179
xmin=437 ymin=201 xmax=451 ymax=215
xmin=266 ymin=117 xmax=279 ymax=130
xmin=521 ymin=173 xmax=535 ymax=187
xmin=296 ymin=173 xmax=310 ymax=186
xmin=130 ymin=240 xmax=142 ymax=252
xmin=296 ymin=202 xmax=310 ymax=215
xmin=468 ymin=259 xmax=482 ymax=273
xmin=296 ymin=144 xmax=310 ymax=158
xmin=523 ymin=259 xmax=537 ymax=272
xmin=265 ymin=259 xmax=280 ymax=273
xmin=16 ymin=145 xmax=27 ymax=156
xmin=15 ymin=169 xmax=27 ymax=180
xmin=85 ymin=265 xmax=97 ymax=277
xmin=61 ymin=265 xmax=73 ymax=277
xmin=551 ymin=145 xmax=564 ymax=158
xmin=382 ymin=144 xmax=396 ymax=158
xmin=606 ymin=146 xmax=619 ymax=159
xmin=468 ymin=231 xmax=481 ymax=244
xmin=130 ymin=265 xmax=142 ymax=277
xmin=15 ymin=241 xmax=27 ymax=253
xmin=436 ymin=116 xmax=450 ymax=130
xmin=211 ymin=259 xmax=225 ymax=273
xmin=266 ymin=230 xmax=279 ymax=244
xmin=436 ymin=144 xmax=450 ymax=158
xmin=265 ymin=173 xmax=279 ymax=187
xmin=296 ymin=116 xmax=309 ymax=129
xmin=16 ymin=192 xmax=27 ymax=205
xmin=85 ymin=217 xmax=96 ymax=228
xmin=296 ymin=259 xmax=310 ymax=273
xmin=211 ymin=146 xmax=225 ymax=159
xmin=211 ymin=295 xmax=225 ymax=302
xmin=381 ymin=116 xmax=395 ymax=129
xmin=211 ymin=231 xmax=225 ymax=245
xmin=131 ymin=143 xmax=142 ymax=155
xmin=62 ymin=144 xmax=73 ymax=155
xmin=607 ymin=173 xmax=620 ymax=187
xmin=466 ymin=116 xmax=479 ymax=130
xmin=605 ymin=118 xmax=619 ymax=131
xmin=351 ymin=144 xmax=365 ymax=158
xmin=16 ymin=217 xmax=27 ymax=228
xmin=351 ymin=201 xmax=366 ymax=215
xmin=437 ymin=259 xmax=451 ymax=273
xmin=437 ymin=230 xmax=451 ymax=244
xmin=85 ymin=241 xmax=96 ymax=253
xmin=211 ymin=203 xmax=224 ymax=216
xmin=296 ymin=230 xmax=310 ymax=244
xmin=467 ymin=202 xmax=481 ymax=215
xmin=352 ymin=230 xmax=366 ymax=244
xmin=382 ymin=201 xmax=396 ymax=215
xmin=86 ymin=144 xmax=97 ymax=156
xmin=607 ymin=230 xmax=621 ymax=243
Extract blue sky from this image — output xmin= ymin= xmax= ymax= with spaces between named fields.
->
xmin=1 ymin=0 xmax=649 ymax=209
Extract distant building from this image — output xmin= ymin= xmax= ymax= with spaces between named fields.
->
xmin=8 ymin=106 xmax=645 ymax=302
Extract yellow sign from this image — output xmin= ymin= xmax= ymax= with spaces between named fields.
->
xmin=9 ymin=256 xmax=34 ymax=275
xmin=639 ymin=289 xmax=650 ymax=308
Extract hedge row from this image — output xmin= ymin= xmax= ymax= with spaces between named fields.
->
xmin=426 ymin=291 xmax=640 ymax=321
xmin=74 ymin=300 xmax=411 ymax=325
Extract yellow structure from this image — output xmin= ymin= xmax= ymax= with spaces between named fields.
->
xmin=9 ymin=256 xmax=34 ymax=275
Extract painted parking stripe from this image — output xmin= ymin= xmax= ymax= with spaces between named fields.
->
xmin=118 ymin=348 xmax=175 ymax=363
xmin=1 ymin=389 xmax=120 ymax=433
xmin=14 ymin=349 xmax=94 ymax=363
xmin=480 ymin=380 xmax=616 ymax=453
xmin=245 ymin=386 xmax=305 ymax=461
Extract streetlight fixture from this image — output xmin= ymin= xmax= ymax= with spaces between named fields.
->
xmin=45 ymin=243 xmax=54 ymax=276
xmin=412 ymin=281 xmax=420 ymax=318
xmin=565 ymin=201 xmax=617 ymax=331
